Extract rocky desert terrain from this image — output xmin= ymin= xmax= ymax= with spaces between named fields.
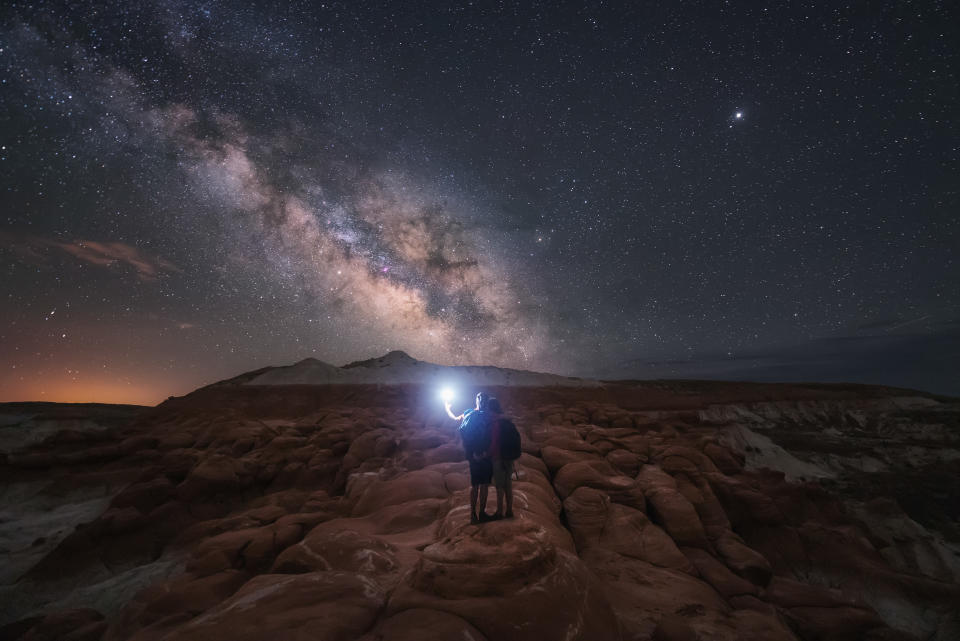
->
xmin=1 ymin=354 xmax=958 ymax=640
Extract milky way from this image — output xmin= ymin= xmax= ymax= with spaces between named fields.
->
xmin=1 ymin=1 xmax=958 ymax=402
xmin=158 ymin=104 xmax=546 ymax=367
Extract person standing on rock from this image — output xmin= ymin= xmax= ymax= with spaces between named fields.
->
xmin=488 ymin=397 xmax=519 ymax=519
xmin=446 ymin=391 xmax=493 ymax=524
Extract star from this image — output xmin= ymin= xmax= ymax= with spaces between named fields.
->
xmin=0 ymin=0 xmax=956 ymax=402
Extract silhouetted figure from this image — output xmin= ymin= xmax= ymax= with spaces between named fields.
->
xmin=447 ymin=391 xmax=493 ymax=524
xmin=488 ymin=397 xmax=520 ymax=519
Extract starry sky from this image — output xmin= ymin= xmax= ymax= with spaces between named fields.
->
xmin=2 ymin=1 xmax=958 ymax=404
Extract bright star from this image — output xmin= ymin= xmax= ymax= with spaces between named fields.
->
xmin=735 ymin=112 xmax=743 ymax=119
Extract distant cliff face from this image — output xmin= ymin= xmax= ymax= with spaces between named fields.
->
xmin=1 ymin=379 xmax=958 ymax=641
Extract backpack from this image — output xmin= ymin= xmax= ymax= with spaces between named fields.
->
xmin=498 ymin=419 xmax=522 ymax=460
xmin=459 ymin=409 xmax=491 ymax=458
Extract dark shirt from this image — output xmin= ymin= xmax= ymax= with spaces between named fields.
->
xmin=460 ymin=408 xmax=491 ymax=458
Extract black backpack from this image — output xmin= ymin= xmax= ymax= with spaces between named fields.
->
xmin=498 ymin=419 xmax=522 ymax=460
xmin=459 ymin=410 xmax=491 ymax=458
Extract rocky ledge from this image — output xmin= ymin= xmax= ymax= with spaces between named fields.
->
xmin=1 ymin=380 xmax=958 ymax=640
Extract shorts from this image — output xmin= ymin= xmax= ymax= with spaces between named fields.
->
xmin=492 ymin=459 xmax=514 ymax=489
xmin=468 ymin=457 xmax=493 ymax=486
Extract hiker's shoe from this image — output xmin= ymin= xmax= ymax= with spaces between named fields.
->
xmin=490 ymin=512 xmax=503 ymax=520
xmin=478 ymin=512 xmax=494 ymax=523
xmin=504 ymin=510 xmax=514 ymax=519
xmin=470 ymin=513 xmax=480 ymax=525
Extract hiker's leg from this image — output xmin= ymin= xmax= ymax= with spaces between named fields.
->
xmin=478 ymin=483 xmax=489 ymax=514
xmin=491 ymin=461 xmax=504 ymax=515
xmin=470 ymin=485 xmax=479 ymax=517
xmin=505 ymin=463 xmax=514 ymax=515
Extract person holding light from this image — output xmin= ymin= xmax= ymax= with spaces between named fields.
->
xmin=446 ymin=390 xmax=493 ymax=524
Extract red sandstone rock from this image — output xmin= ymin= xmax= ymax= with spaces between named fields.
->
xmin=186 ymin=520 xmax=304 ymax=575
xmin=606 ymin=448 xmax=641 ymax=476
xmin=703 ymin=442 xmax=744 ymax=474
xmin=359 ymin=608 xmax=487 ymax=641
xmin=712 ymin=535 xmax=772 ymax=586
xmin=99 ymin=506 xmax=144 ymax=533
xmin=390 ymin=526 xmax=620 ymax=640
xmin=582 ymin=548 xmax=727 ymax=639
xmin=542 ymin=435 xmax=600 ymax=453
xmin=599 ymin=504 xmax=694 ymax=572
xmin=726 ymin=608 xmax=799 ymax=641
xmin=271 ymin=528 xmax=399 ymax=576
xmin=176 ymin=454 xmax=248 ymax=500
xmin=682 ymin=547 xmax=759 ymax=597
xmin=564 ymin=486 xmax=692 ymax=573
xmin=111 ymin=477 xmax=175 ymax=513
xmin=421 ymin=442 xmax=464 ymax=466
xmin=17 ymin=609 xmax=106 ymax=641
xmin=657 ymin=445 xmax=720 ymax=475
xmin=782 ymin=605 xmax=885 ymax=640
xmin=553 ymin=460 xmax=638 ymax=503
xmin=651 ymin=614 xmax=698 ymax=641
xmin=683 ymin=474 xmax=732 ymax=538
xmin=351 ymin=469 xmax=448 ymax=516
xmin=765 ymin=576 xmax=860 ymax=608
xmin=4 ymin=381 xmax=957 ymax=641
xmin=637 ymin=465 xmax=710 ymax=548
xmin=563 ymin=486 xmax=610 ymax=550
xmin=540 ymin=445 xmax=601 ymax=473
xmin=142 ymin=572 xmax=386 ymax=640
xmin=110 ymin=570 xmax=249 ymax=637
xmin=705 ymin=472 xmax=785 ymax=527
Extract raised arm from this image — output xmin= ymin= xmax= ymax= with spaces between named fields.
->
xmin=445 ymin=402 xmax=464 ymax=421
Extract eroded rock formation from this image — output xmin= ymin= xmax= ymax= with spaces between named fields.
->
xmin=1 ymin=381 xmax=958 ymax=640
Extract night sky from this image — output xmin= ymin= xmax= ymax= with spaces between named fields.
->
xmin=2 ymin=1 xmax=958 ymax=404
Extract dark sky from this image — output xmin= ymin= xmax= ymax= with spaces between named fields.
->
xmin=2 ymin=1 xmax=958 ymax=404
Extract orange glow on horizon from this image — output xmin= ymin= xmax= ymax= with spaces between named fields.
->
xmin=0 ymin=376 xmax=177 ymax=406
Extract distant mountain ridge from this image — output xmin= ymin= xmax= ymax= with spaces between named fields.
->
xmin=230 ymin=350 xmax=600 ymax=387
